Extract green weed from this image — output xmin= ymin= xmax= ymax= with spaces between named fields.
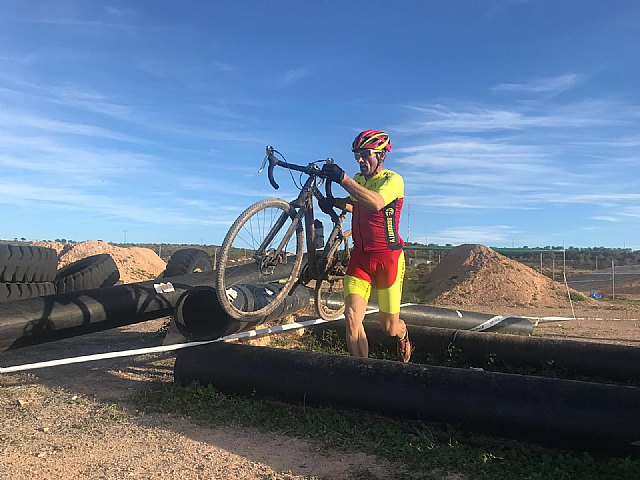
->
xmin=131 ymin=382 xmax=640 ymax=480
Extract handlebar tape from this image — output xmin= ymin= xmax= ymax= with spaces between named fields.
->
xmin=268 ymin=160 xmax=279 ymax=189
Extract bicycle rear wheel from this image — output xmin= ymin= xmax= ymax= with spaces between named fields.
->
xmin=216 ymin=198 xmax=304 ymax=320
xmin=315 ymin=229 xmax=351 ymax=320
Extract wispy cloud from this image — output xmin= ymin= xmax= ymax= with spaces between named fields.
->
xmin=105 ymin=6 xmax=136 ymax=17
xmin=0 ymin=181 xmax=237 ymax=228
xmin=493 ymin=74 xmax=582 ymax=94
xmin=392 ymin=90 xmax=640 ymax=225
xmin=591 ymin=216 xmax=622 ymax=223
xmin=278 ymin=65 xmax=315 ymax=87
xmin=0 ymin=74 xmax=266 ymax=145
xmin=0 ymin=111 xmax=141 ymax=143
xmin=414 ymin=225 xmax=521 ymax=246
xmin=397 ymin=100 xmax=631 ymax=134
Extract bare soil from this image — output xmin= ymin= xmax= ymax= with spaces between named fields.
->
xmin=0 ymin=319 xmax=411 ymax=480
xmin=2 ymin=242 xmax=640 ymax=479
xmin=426 ymin=244 xmax=598 ymax=310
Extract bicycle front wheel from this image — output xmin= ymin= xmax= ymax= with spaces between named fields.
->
xmin=315 ymin=229 xmax=351 ymax=320
xmin=216 ymin=198 xmax=305 ymax=320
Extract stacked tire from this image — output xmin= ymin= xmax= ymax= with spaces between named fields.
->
xmin=0 ymin=244 xmax=58 ymax=302
xmin=163 ymin=248 xmax=213 ymax=277
xmin=54 ymin=254 xmax=120 ymax=294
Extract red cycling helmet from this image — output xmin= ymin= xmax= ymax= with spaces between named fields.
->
xmin=352 ymin=130 xmax=392 ymax=153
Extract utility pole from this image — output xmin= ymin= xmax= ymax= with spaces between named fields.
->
xmin=123 ymin=230 xmax=127 ymax=244
xmin=406 ymin=203 xmax=411 ymax=243
xmin=612 ymin=259 xmax=616 ymax=300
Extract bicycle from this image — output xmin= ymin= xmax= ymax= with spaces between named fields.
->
xmin=215 ymin=146 xmax=351 ymax=321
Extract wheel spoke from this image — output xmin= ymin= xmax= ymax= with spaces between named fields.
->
xmin=216 ymin=199 xmax=304 ymax=319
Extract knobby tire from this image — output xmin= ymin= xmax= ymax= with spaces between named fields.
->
xmin=216 ymin=198 xmax=304 ymax=320
xmin=315 ymin=229 xmax=351 ymax=320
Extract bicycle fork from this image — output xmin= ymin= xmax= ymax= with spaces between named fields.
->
xmin=256 ymin=206 xmax=304 ymax=274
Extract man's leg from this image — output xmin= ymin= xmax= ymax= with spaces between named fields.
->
xmin=379 ymin=311 xmax=411 ymax=363
xmin=343 ymin=273 xmax=372 ymax=358
xmin=378 ymin=312 xmax=407 ymax=338
xmin=344 ymin=293 xmax=368 ymax=357
xmin=377 ymin=250 xmax=411 ymax=362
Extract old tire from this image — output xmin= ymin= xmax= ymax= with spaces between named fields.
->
xmin=0 ymin=282 xmax=56 ymax=302
xmin=0 ymin=244 xmax=58 ymax=283
xmin=163 ymin=249 xmax=212 ymax=277
xmin=54 ymin=254 xmax=120 ymax=294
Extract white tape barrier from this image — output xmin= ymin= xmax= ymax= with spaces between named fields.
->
xmin=469 ymin=315 xmax=510 ymax=332
xmin=0 ymin=303 xmax=415 ymax=374
xmin=524 ymin=316 xmax=576 ymax=321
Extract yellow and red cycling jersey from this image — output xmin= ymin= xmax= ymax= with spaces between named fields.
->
xmin=344 ymin=169 xmax=405 ymax=313
xmin=349 ymin=169 xmax=404 ymax=253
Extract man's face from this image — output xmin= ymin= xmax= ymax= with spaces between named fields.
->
xmin=354 ymin=149 xmax=380 ymax=177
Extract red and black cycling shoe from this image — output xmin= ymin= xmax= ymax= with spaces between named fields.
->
xmin=397 ymin=329 xmax=412 ymax=363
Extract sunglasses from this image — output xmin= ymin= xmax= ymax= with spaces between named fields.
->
xmin=353 ymin=150 xmax=378 ymax=160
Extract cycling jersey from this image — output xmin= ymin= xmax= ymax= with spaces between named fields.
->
xmin=344 ymin=169 xmax=405 ymax=314
xmin=350 ymin=169 xmax=405 ymax=253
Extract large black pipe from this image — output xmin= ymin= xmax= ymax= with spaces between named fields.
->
xmin=0 ymin=260 xmax=300 ymax=351
xmin=325 ymin=301 xmax=532 ymax=334
xmin=0 ymin=271 xmax=214 ymax=351
xmin=312 ymin=321 xmax=640 ymax=382
xmin=174 ymin=342 xmax=640 ymax=453
xmin=174 ymin=283 xmax=312 ymax=340
xmin=382 ymin=304 xmax=532 ymax=334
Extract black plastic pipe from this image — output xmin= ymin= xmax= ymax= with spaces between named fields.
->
xmin=174 ymin=283 xmax=311 ymax=340
xmin=323 ymin=301 xmax=532 ymax=334
xmin=0 ymin=260 xmax=300 ymax=351
xmin=381 ymin=304 xmax=532 ymax=334
xmin=0 ymin=271 xmax=214 ymax=351
xmin=174 ymin=342 xmax=640 ymax=453
xmin=311 ymin=321 xmax=640 ymax=382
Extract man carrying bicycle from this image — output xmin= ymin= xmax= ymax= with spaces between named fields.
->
xmin=320 ymin=130 xmax=411 ymax=363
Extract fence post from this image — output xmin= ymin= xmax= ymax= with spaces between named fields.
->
xmin=540 ymin=252 xmax=543 ymax=273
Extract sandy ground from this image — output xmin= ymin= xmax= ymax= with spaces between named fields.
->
xmin=0 ymin=318 xmax=408 ymax=480
xmin=1 ymin=301 xmax=640 ymax=480
xmin=2 ymin=242 xmax=639 ymax=478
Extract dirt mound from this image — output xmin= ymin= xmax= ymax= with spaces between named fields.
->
xmin=31 ymin=241 xmax=66 ymax=256
xmin=425 ymin=244 xmax=593 ymax=309
xmin=57 ymin=241 xmax=166 ymax=284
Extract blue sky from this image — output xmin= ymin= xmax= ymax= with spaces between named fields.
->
xmin=1 ymin=1 xmax=639 ymax=248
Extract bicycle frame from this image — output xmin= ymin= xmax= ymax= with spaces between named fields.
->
xmin=255 ymin=148 xmax=347 ymax=283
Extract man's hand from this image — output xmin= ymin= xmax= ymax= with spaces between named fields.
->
xmin=317 ymin=196 xmax=336 ymax=215
xmin=321 ymin=163 xmax=345 ymax=184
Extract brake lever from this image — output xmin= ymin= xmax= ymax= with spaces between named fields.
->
xmin=258 ymin=145 xmax=273 ymax=173
xmin=259 ymin=146 xmax=280 ymax=189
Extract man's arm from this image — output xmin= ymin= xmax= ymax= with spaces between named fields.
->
xmin=340 ymin=175 xmax=385 ymax=211
xmin=334 ymin=196 xmax=353 ymax=213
